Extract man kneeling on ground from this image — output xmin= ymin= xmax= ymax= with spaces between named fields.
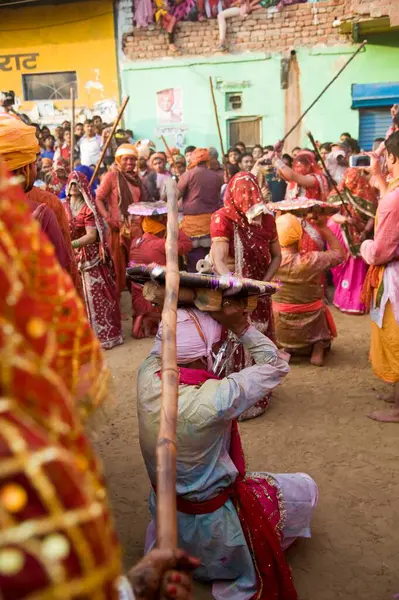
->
xmin=137 ymin=300 xmax=318 ymax=600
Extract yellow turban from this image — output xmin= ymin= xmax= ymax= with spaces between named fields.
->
xmin=0 ymin=115 xmax=39 ymax=171
xmin=142 ymin=216 xmax=166 ymax=235
xmin=276 ymin=213 xmax=303 ymax=247
xmin=115 ymin=143 xmax=138 ymax=165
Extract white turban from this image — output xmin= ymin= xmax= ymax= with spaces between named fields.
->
xmin=152 ymin=309 xmax=222 ymax=371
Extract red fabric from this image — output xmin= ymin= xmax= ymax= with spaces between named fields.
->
xmin=130 ymin=231 xmax=192 ymax=337
xmin=230 ymin=420 xmax=298 ymax=600
xmin=0 ymin=161 xmax=121 ymax=598
xmin=273 ymin=299 xmax=337 ymax=338
xmin=130 ymin=231 xmax=192 ymax=266
xmin=211 ymin=192 xmax=277 ymax=414
xmin=27 ymin=187 xmax=81 ymax=294
xmin=222 ymin=172 xmax=264 ymax=228
xmin=211 ymin=209 xmax=277 ymax=278
xmin=300 ymin=227 xmax=323 ymax=253
xmin=156 ymin=366 xmax=296 ymax=598
xmin=273 ymin=299 xmax=324 ymax=313
xmin=60 ymin=144 xmax=71 ymax=162
xmin=177 ymin=486 xmax=234 ymax=514
xmin=287 ymin=151 xmax=329 ymax=202
xmin=65 ymin=170 xmax=122 ymax=349
xmin=338 ymin=167 xmax=377 ymax=204
xmin=324 ymin=306 xmax=337 ymax=338
xmin=95 ymin=170 xmax=147 ymax=297
xmin=27 ymin=196 xmax=71 ymax=271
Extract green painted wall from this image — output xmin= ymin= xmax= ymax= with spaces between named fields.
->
xmin=121 ymin=33 xmax=399 ymax=151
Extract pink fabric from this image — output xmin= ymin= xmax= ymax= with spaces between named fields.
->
xmin=328 ymin=219 xmax=368 ymax=314
xmin=361 ymin=186 xmax=399 ymax=267
xmin=157 ymin=367 xmax=220 ymax=386
xmin=135 ymin=0 xmax=154 ymax=27
xmin=152 ymin=308 xmax=222 ymax=370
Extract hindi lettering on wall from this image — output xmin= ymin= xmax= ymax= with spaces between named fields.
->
xmin=0 ymin=53 xmax=39 ymax=72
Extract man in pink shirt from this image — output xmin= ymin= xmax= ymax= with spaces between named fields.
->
xmin=361 ymin=131 xmax=399 ymax=422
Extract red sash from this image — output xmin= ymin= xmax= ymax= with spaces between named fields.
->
xmin=155 ymin=368 xmax=298 ymax=600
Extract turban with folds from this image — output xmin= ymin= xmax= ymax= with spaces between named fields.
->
xmin=152 ymin=308 xmax=222 ymax=371
xmin=0 ymin=115 xmax=40 ymax=171
xmin=115 ymin=143 xmax=138 ymax=165
xmin=142 ymin=216 xmax=166 ymax=235
xmin=188 ymin=148 xmax=210 ymax=169
xmin=276 ymin=213 xmax=303 ymax=248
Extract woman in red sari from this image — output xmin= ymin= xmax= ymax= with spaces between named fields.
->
xmin=210 ymin=172 xmax=282 ymax=420
xmin=268 ymin=151 xmax=329 ymax=253
xmin=65 ymin=170 xmax=123 ymax=350
xmin=277 ymin=150 xmax=329 ymax=203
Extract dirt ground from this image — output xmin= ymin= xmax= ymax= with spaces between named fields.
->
xmin=96 ymin=300 xmax=399 ymax=600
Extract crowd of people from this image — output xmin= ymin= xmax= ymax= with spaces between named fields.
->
xmin=124 ymin=0 xmax=306 ymax=52
xmin=1 ymin=98 xmax=399 ymax=599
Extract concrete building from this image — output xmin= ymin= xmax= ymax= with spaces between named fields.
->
xmin=116 ymin=0 xmax=399 ymax=151
xmin=1 ymin=0 xmax=120 ymax=126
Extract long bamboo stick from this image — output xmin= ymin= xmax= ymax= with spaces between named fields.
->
xmin=306 ymin=130 xmax=351 ymax=217
xmin=89 ymin=96 xmax=130 ymax=187
xmin=209 ymin=76 xmax=227 ymax=169
xmin=70 ymin=87 xmax=75 ymax=173
xmin=161 ymin=134 xmax=176 ymax=168
xmin=157 ymin=178 xmax=180 ymax=549
xmin=282 ymin=40 xmax=367 ymax=144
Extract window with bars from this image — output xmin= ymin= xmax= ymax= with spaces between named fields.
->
xmin=228 ymin=117 xmax=261 ymax=149
xmin=22 ymin=71 xmax=77 ymax=101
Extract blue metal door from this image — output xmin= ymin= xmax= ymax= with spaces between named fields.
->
xmin=359 ymin=109 xmax=392 ymax=150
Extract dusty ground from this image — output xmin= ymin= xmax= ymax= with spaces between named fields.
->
xmin=97 ymin=301 xmax=399 ymax=600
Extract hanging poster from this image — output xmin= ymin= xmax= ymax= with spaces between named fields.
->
xmin=156 ymin=88 xmax=183 ymax=124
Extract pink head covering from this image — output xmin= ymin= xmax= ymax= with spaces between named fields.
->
xmin=152 ymin=308 xmax=222 ymax=371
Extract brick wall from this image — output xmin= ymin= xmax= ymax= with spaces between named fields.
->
xmin=119 ymin=0 xmax=397 ymax=61
xmin=349 ymin=0 xmax=399 ymax=25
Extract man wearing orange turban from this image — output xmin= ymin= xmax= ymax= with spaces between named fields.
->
xmin=177 ymin=147 xmax=222 ymax=271
xmin=0 ymin=115 xmax=79 ymax=289
xmin=95 ymin=143 xmax=150 ymax=297
xmin=273 ymin=212 xmax=344 ymax=367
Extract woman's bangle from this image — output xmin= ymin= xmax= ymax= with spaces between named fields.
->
xmin=72 ymin=240 xmax=80 ymax=249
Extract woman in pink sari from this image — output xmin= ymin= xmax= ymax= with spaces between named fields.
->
xmin=328 ymin=168 xmax=377 ymax=314
xmin=65 ymin=170 xmax=123 ymax=349
xmin=210 ymin=172 xmax=282 ymax=420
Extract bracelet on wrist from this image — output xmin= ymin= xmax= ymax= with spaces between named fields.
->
xmin=72 ymin=240 xmax=80 ymax=249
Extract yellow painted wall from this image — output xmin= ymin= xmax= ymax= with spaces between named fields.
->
xmin=0 ymin=0 xmax=119 ymax=115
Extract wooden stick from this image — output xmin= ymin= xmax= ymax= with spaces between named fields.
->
xmin=89 ymin=96 xmax=130 ymax=187
xmin=306 ymin=130 xmax=351 ymax=216
xmin=282 ymin=41 xmax=367 ymax=143
xmin=209 ymin=76 xmax=227 ymax=169
xmin=70 ymin=87 xmax=75 ymax=173
xmin=161 ymin=135 xmax=176 ymax=168
xmin=157 ymin=178 xmax=180 ymax=549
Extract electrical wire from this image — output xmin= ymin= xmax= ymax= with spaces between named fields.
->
xmin=0 ymin=9 xmax=113 ymax=31
xmin=0 ymin=0 xmax=43 ymax=6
